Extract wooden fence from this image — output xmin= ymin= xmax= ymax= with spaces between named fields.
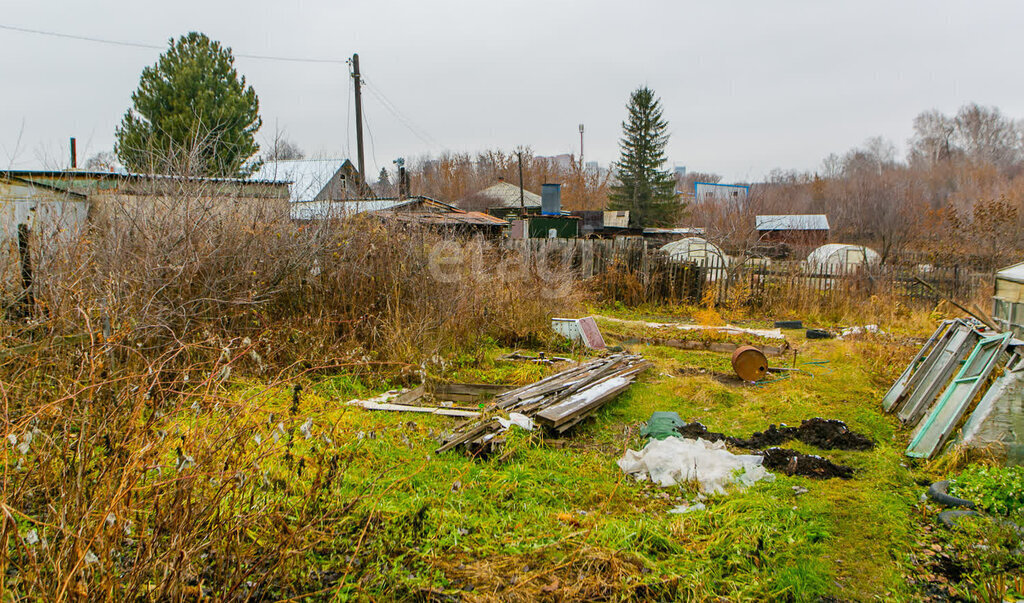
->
xmin=700 ymin=261 xmax=989 ymax=308
xmin=503 ymin=238 xmax=704 ymax=305
xmin=502 ymin=238 xmax=991 ymax=308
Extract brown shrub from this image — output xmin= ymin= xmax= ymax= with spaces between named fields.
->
xmin=1 ymin=189 xmax=582 ymax=599
xmin=25 ymin=190 xmax=578 ymax=370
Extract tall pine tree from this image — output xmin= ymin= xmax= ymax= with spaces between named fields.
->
xmin=608 ymin=87 xmax=681 ymax=227
xmin=115 ymin=32 xmax=262 ymax=177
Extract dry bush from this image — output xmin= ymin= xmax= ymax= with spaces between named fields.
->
xmin=584 ymin=264 xmax=644 ymax=306
xmin=25 ymin=188 xmax=577 ymax=371
xmin=0 ymin=188 xmax=580 ymax=599
xmin=0 ymin=339 xmax=386 ymax=600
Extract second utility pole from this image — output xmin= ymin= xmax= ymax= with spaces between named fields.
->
xmin=351 ymin=53 xmax=367 ymax=195
xmin=517 ymin=151 xmax=525 ymax=213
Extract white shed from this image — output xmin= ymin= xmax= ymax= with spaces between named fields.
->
xmin=661 ymin=237 xmax=729 ymax=268
xmin=993 ymin=262 xmax=1024 ymax=337
xmin=0 ymin=176 xmax=89 ymax=243
xmin=806 ymin=244 xmax=880 ymax=271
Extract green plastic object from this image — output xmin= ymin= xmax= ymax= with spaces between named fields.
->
xmin=641 ymin=411 xmax=687 ymax=440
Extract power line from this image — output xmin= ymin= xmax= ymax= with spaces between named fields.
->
xmin=0 ymin=23 xmax=348 ymax=64
xmin=363 ymin=103 xmax=379 ymax=178
xmin=362 ymin=77 xmax=441 ymax=149
xmin=365 ymin=82 xmax=439 ymax=149
xmin=345 ymin=64 xmax=353 ymax=160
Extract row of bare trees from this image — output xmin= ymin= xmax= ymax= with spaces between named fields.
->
xmin=686 ymin=103 xmax=1024 ymax=271
xmin=377 ymin=103 xmax=1024 ymax=270
xmin=398 ymin=148 xmax=611 ymax=211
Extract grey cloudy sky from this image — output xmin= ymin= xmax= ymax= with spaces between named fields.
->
xmin=3 ymin=0 xmax=1023 ymax=182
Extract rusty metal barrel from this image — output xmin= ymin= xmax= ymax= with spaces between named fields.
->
xmin=732 ymin=345 xmax=768 ymax=382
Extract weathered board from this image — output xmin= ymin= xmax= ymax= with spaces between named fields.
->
xmin=437 ymin=353 xmax=649 ymax=454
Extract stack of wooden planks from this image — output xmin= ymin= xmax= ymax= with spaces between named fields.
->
xmin=347 ymin=382 xmax=515 ymax=418
xmin=437 ymin=353 xmax=649 ymax=454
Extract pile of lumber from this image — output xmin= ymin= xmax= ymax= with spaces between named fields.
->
xmin=347 ymin=382 xmax=514 ymax=418
xmin=437 ymin=353 xmax=649 ymax=454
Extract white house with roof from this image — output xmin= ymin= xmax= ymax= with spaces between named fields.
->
xmin=756 ymin=214 xmax=830 ymax=245
xmin=252 ymin=159 xmax=366 ymax=204
xmin=694 ymin=182 xmax=749 ymax=205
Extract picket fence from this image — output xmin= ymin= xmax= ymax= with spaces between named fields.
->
xmin=502 ymin=238 xmax=989 ymax=307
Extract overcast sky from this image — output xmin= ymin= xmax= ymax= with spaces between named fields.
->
xmin=3 ymin=0 xmax=1024 ymax=182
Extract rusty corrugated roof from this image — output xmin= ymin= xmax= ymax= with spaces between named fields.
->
xmin=380 ymin=210 xmax=508 ymax=226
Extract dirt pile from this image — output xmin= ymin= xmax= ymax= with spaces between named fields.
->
xmin=759 ymin=448 xmax=855 ymax=479
xmin=674 ymin=417 xmax=874 ymax=451
xmin=673 ymin=418 xmax=872 ymax=479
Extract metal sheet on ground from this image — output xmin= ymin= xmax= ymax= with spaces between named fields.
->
xmin=882 ymin=320 xmax=955 ymax=412
xmin=578 ymin=317 xmax=607 ymax=349
xmin=958 ymin=351 xmax=1024 ymax=449
xmin=897 ymin=324 xmax=979 ymax=426
xmin=906 ymin=333 xmax=1012 ymax=459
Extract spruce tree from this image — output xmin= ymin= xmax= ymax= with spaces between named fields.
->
xmin=375 ymin=168 xmax=393 ymax=197
xmin=608 ymin=87 xmax=681 ymax=227
xmin=115 ymin=32 xmax=262 ymax=177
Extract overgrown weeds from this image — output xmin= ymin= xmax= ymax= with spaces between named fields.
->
xmin=21 ymin=190 xmax=578 ymax=370
xmin=1 ymin=189 xmax=581 ymax=599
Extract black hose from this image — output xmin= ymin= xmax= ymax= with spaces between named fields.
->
xmin=929 ymin=482 xmax=1024 ymax=534
xmin=938 ymin=509 xmax=980 ymax=528
xmin=928 ymin=481 xmax=976 ymax=509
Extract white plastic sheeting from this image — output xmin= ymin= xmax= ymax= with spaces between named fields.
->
xmin=958 ymin=353 xmax=1024 ymax=451
xmin=996 ymin=262 xmax=1024 ymax=285
xmin=600 ymin=316 xmax=785 ymax=340
xmin=617 ymin=437 xmax=774 ymax=494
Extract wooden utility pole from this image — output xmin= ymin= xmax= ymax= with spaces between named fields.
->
xmin=517 ymin=151 xmax=525 ymax=213
xmin=351 ymin=53 xmax=367 ymax=194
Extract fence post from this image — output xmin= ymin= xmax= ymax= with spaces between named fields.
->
xmin=16 ymin=223 xmax=34 ymax=318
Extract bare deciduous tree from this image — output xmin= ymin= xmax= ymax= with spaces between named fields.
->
xmin=909 ymin=109 xmax=958 ymax=166
xmin=263 ymin=134 xmax=304 ymax=161
xmin=954 ymin=103 xmax=1021 ymax=171
xmin=84 ymin=151 xmax=120 ymax=172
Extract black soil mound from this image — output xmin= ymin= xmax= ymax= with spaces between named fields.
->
xmin=792 ymin=418 xmax=874 ymax=451
xmin=673 ymin=418 xmax=870 ymax=480
xmin=674 ymin=421 xmax=732 ymax=443
xmin=674 ymin=418 xmax=874 ymax=451
xmin=759 ymin=447 xmax=854 ymax=479
xmin=741 ymin=424 xmax=796 ymax=448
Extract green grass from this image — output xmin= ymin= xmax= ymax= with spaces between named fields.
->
xmin=37 ymin=312 xmax=962 ymax=600
xmin=180 ymin=322 xmax=934 ymax=599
